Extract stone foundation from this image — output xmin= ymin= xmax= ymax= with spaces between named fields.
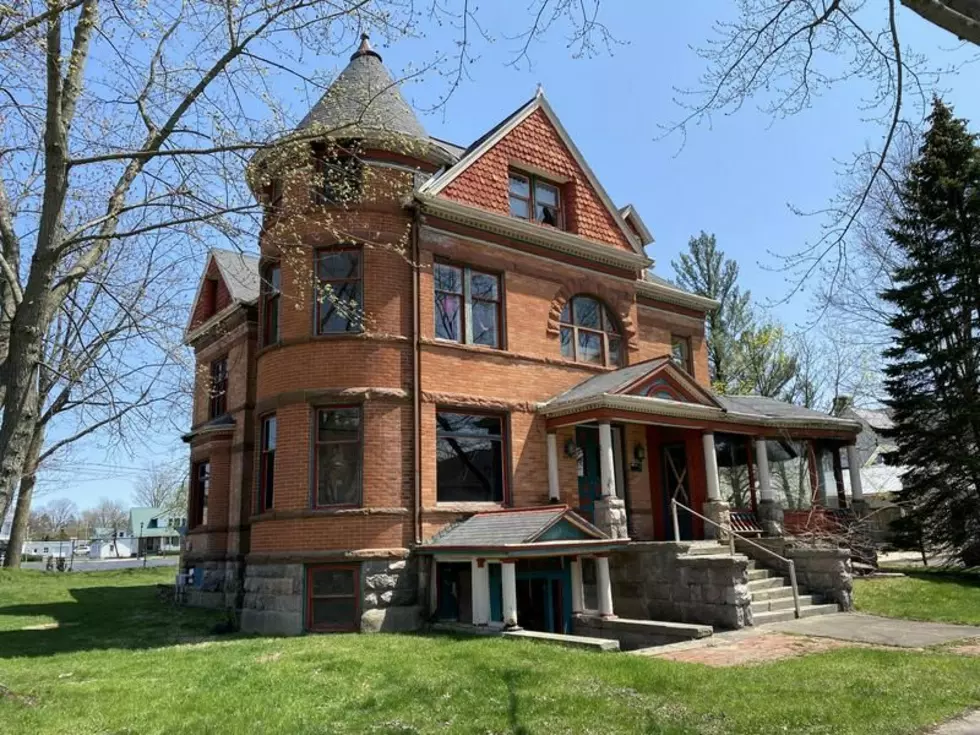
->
xmin=181 ymin=557 xmax=244 ymax=611
xmin=703 ymin=500 xmax=731 ymax=541
xmin=594 ymin=496 xmax=629 ymax=539
xmin=359 ymin=557 xmax=423 ymax=633
xmin=757 ymin=499 xmax=784 ymax=537
xmin=234 ymin=556 xmax=423 ymax=636
xmin=610 ymin=542 xmax=752 ymax=629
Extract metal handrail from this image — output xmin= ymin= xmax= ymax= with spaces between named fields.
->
xmin=671 ymin=499 xmax=801 ymax=619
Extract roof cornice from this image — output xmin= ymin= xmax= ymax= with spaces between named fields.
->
xmin=183 ymin=301 xmax=253 ymax=346
xmin=635 ymin=279 xmax=720 ymax=313
xmin=541 ymin=393 xmax=862 ymax=434
xmin=415 ymin=193 xmax=651 ymax=272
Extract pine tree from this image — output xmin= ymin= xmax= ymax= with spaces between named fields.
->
xmin=881 ymin=99 xmax=980 ymax=567
xmin=671 ymin=233 xmax=752 ymax=392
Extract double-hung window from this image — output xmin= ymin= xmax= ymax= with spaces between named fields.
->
xmin=314 ymin=407 xmax=362 ymax=507
xmin=306 ymin=565 xmax=359 ymax=632
xmin=559 ymin=296 xmax=623 ymax=368
xmin=436 ymin=412 xmax=505 ymax=503
xmin=262 ymin=264 xmax=281 ymax=346
xmin=208 ymin=358 xmax=228 ymax=417
xmin=259 ymin=415 xmax=276 ymax=511
xmin=508 ymin=172 xmax=563 ymax=228
xmin=191 ymin=461 xmax=210 ymax=528
xmin=434 ymin=262 xmax=501 ymax=348
xmin=316 ymin=248 xmax=362 ymax=334
xmin=671 ymin=334 xmax=693 ymax=374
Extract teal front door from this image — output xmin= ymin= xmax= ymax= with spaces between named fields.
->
xmin=575 ymin=426 xmax=601 ymax=522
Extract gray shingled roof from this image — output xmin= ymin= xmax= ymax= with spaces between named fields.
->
xmin=212 ymin=249 xmax=261 ymax=304
xmin=424 ymin=507 xmax=604 ymax=549
xmin=545 ymin=357 xmax=671 ymax=408
xmin=717 ymin=395 xmax=850 ymax=424
xmin=297 ymin=37 xmax=427 ymax=142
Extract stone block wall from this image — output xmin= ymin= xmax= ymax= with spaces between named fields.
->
xmin=239 ymin=563 xmax=304 ymax=635
xmin=610 ymin=542 xmax=752 ymax=629
xmin=734 ymin=538 xmax=854 ymax=611
xmin=359 ymin=557 xmax=423 ymax=633
xmin=182 ymin=558 xmax=244 ymax=611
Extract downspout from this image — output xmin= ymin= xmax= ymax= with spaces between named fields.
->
xmin=412 ymin=205 xmax=422 ymax=546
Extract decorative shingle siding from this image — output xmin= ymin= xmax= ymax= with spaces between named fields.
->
xmin=440 ymin=108 xmax=635 ymax=252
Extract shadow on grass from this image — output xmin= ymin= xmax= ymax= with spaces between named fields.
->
xmin=0 ymin=583 xmax=229 ymax=658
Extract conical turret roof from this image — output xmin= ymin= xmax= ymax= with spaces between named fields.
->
xmin=297 ymin=34 xmax=428 ymax=142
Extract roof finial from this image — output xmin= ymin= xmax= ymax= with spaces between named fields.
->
xmin=535 ymin=82 xmax=545 ymax=98
xmin=351 ymin=32 xmax=382 ymax=62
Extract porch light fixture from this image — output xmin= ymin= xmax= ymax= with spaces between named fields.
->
xmin=631 ymin=443 xmax=646 ymax=472
xmin=564 ymin=438 xmax=577 ymax=458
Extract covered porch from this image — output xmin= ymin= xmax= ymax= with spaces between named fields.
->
xmin=421 ymin=507 xmax=628 ymax=632
xmin=540 ymin=358 xmax=864 ymax=542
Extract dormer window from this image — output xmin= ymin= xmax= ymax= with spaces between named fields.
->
xmin=508 ymin=172 xmax=563 ymax=229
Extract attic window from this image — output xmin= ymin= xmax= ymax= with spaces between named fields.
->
xmin=508 ymin=172 xmax=563 ymax=229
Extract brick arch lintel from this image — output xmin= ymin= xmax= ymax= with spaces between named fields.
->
xmin=546 ymin=284 xmax=639 ymax=351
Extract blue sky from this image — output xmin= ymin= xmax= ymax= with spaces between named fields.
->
xmin=40 ymin=2 xmax=979 ymax=511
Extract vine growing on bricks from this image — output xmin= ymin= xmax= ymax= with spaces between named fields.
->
xmin=0 ymin=1 xmax=615 ymax=528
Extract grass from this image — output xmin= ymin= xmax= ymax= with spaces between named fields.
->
xmin=1 ymin=569 xmax=980 ymax=734
xmin=854 ymin=567 xmax=980 ymax=626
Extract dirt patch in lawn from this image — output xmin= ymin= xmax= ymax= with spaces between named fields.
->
xmin=655 ymin=633 xmax=861 ymax=667
xmin=949 ymin=638 xmax=980 ymax=656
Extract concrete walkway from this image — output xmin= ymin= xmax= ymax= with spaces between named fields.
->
xmin=765 ymin=613 xmax=980 ymax=648
xmin=930 ymin=710 xmax=980 ymax=734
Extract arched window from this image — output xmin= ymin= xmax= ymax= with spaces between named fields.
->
xmin=559 ymin=295 xmax=623 ymax=367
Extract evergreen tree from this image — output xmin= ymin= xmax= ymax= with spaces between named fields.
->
xmin=881 ymin=99 xmax=980 ymax=567
xmin=672 ymin=233 xmax=752 ymax=392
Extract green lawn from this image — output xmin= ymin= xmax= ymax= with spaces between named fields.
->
xmin=854 ymin=568 xmax=980 ymax=626
xmin=3 ymin=569 xmax=980 ymax=734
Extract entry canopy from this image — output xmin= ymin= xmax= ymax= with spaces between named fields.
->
xmin=421 ymin=506 xmax=627 ymax=557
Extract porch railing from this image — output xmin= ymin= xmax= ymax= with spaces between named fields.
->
xmin=671 ymin=499 xmax=801 ymax=619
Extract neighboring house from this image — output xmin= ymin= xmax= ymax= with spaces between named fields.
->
xmin=89 ymin=532 xmax=134 ymax=559
xmin=129 ymin=507 xmax=184 ymax=556
xmin=832 ymin=398 xmax=906 ymax=537
xmin=180 ymin=37 xmax=864 ymax=638
xmin=22 ymin=539 xmax=78 ymax=559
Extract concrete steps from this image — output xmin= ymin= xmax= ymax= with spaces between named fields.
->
xmin=752 ymin=603 xmax=840 ymax=625
xmin=744 ymin=561 xmax=839 ymax=624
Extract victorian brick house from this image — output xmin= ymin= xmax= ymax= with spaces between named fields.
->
xmin=181 ymin=36 xmax=863 ymax=637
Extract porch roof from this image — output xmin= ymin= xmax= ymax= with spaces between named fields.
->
xmin=541 ymin=358 xmax=862 ymax=438
xmin=420 ymin=506 xmax=626 ymax=556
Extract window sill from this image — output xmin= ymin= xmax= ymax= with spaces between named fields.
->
xmin=432 ymin=337 xmax=504 ymax=353
xmin=427 ymin=502 xmax=506 ymax=514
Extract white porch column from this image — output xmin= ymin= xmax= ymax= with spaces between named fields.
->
xmin=702 ymin=432 xmax=721 ymax=502
xmin=501 ymin=561 xmax=518 ymax=628
xmin=569 ymin=556 xmax=585 ymax=614
xmin=546 ymin=432 xmax=561 ymax=502
xmin=471 ymin=559 xmax=490 ymax=626
xmin=846 ymin=444 xmax=864 ymax=502
xmin=596 ymin=555 xmax=615 ymax=618
xmin=754 ymin=438 xmax=773 ymax=502
xmin=598 ymin=421 xmax=616 ymax=498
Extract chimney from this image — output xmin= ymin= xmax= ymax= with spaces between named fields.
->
xmin=831 ymin=395 xmax=852 ymax=417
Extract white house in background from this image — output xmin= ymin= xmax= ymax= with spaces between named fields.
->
xmin=0 ymin=509 xmax=12 ymax=541
xmin=89 ymin=535 xmax=134 ymax=559
xmin=22 ymin=539 xmax=78 ymax=558
xmin=832 ymin=399 xmax=906 ymax=537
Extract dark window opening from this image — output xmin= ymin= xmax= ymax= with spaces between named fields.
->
xmin=191 ymin=461 xmax=210 ymax=528
xmin=262 ymin=264 xmax=281 ymax=346
xmin=671 ymin=335 xmax=693 ymax=374
xmin=315 ymin=407 xmax=362 ymax=507
xmin=316 ymin=248 xmax=363 ymax=334
xmin=306 ymin=565 xmax=359 ymax=632
xmin=558 ymin=296 xmax=623 ymax=368
xmin=434 ymin=262 xmax=502 ymax=348
xmin=436 ymin=411 xmax=505 ymax=503
xmin=260 ymin=414 xmax=276 ymax=511
xmin=508 ymin=171 xmax=563 ymax=229
xmin=312 ymin=141 xmax=363 ymax=206
xmin=435 ymin=562 xmax=473 ymax=622
xmin=208 ymin=357 xmax=228 ymax=417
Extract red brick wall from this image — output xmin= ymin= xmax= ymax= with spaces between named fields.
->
xmin=188 ymin=259 xmax=233 ymax=331
xmin=440 ymin=107 xmax=634 ymax=252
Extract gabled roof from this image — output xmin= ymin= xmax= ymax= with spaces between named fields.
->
xmin=297 ymin=35 xmax=428 ymax=143
xmin=619 ymin=204 xmax=654 ymax=246
xmin=130 ymin=507 xmax=180 ymax=538
xmin=184 ymin=249 xmax=260 ymax=342
xmin=546 ymin=357 xmax=722 ymax=411
xmin=418 ymin=91 xmax=644 ymax=256
xmin=422 ymin=506 xmax=619 ymax=553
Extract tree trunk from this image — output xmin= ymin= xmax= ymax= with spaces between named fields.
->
xmin=3 ymin=422 xmax=45 ymax=568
